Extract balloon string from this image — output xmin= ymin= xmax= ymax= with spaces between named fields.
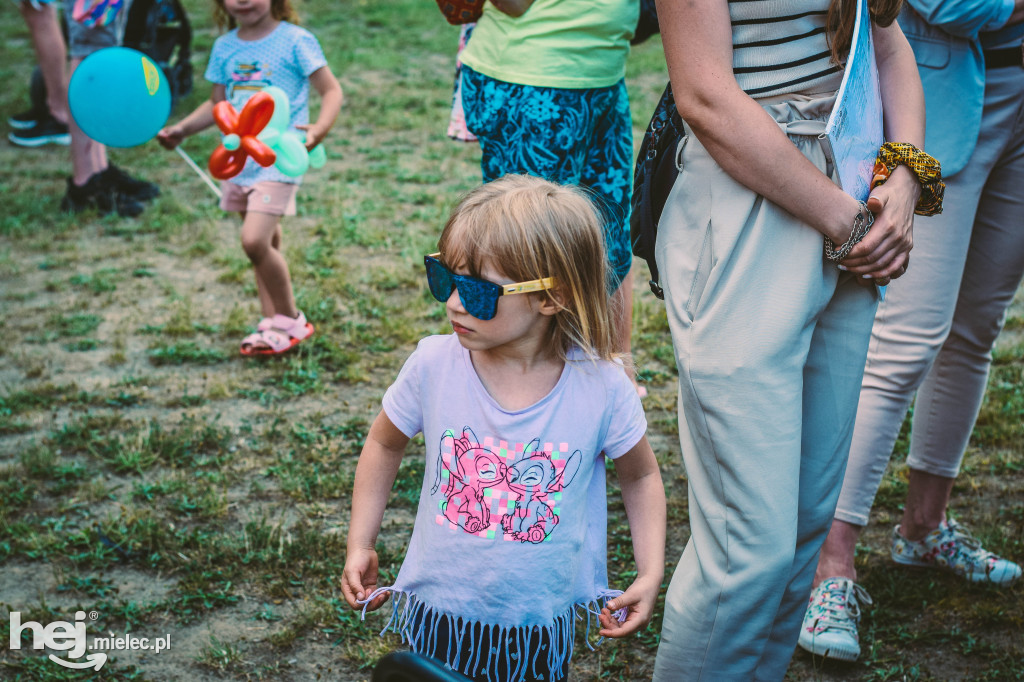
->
xmin=174 ymin=146 xmax=222 ymax=199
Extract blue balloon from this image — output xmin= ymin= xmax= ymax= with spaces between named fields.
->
xmin=68 ymin=47 xmax=171 ymax=148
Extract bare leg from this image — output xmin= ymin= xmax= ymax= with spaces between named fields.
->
xmin=68 ymin=57 xmax=108 ymax=185
xmin=241 ymin=211 xmax=297 ymax=321
xmin=812 ymin=519 xmax=863 ymax=587
xmin=248 ymin=213 xmax=283 ymax=318
xmin=19 ymin=1 xmax=69 ymax=124
xmin=898 ymin=468 xmax=955 ymax=541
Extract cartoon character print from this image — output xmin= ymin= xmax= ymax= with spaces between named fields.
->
xmin=227 ymin=62 xmax=272 ymax=107
xmin=432 ymin=428 xmax=508 ymax=534
xmin=432 ymin=429 xmax=581 ymax=544
xmin=501 ymin=440 xmax=581 ymax=544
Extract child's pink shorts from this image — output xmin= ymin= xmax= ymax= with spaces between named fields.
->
xmin=220 ymin=181 xmax=298 ymax=216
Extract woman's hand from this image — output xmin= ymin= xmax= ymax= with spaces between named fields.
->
xmin=839 ymin=165 xmax=920 ymax=284
xmin=341 ymin=546 xmax=389 ymax=611
xmin=843 ymin=19 xmax=925 ymax=286
xmin=598 ymin=574 xmax=661 ymax=638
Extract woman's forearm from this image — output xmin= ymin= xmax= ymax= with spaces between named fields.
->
xmin=874 ymin=21 xmax=925 ymax=148
xmin=836 ymin=20 xmax=924 ymax=276
xmin=656 ymin=0 xmax=862 ymax=245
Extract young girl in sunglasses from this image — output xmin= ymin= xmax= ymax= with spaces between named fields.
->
xmin=341 ymin=174 xmax=665 ymax=682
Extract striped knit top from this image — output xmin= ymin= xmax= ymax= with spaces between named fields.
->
xmin=731 ymin=0 xmax=844 ymax=98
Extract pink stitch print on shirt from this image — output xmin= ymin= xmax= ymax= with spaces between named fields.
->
xmin=432 ymin=427 xmax=509 ymax=535
xmin=431 ymin=429 xmax=581 ymax=544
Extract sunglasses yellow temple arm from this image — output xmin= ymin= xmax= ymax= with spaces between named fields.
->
xmin=502 ymin=277 xmax=556 ymax=295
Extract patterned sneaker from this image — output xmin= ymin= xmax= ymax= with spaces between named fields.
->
xmin=891 ymin=518 xmax=1022 ymax=585
xmin=798 ymin=577 xmax=872 ymax=662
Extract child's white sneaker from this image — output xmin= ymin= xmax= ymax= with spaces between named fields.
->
xmin=891 ymin=518 xmax=1022 ymax=585
xmin=798 ymin=577 xmax=872 ymax=662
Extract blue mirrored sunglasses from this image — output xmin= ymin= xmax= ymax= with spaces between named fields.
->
xmin=424 ymin=253 xmax=556 ymax=321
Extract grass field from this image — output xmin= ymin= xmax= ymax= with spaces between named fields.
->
xmin=1 ymin=1 xmax=1022 ymax=680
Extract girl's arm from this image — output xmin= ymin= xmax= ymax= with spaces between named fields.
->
xmin=839 ymin=21 xmax=924 ymax=282
xmin=298 ymin=65 xmax=343 ymax=151
xmin=156 ymin=84 xmax=225 ymax=150
xmin=599 ymin=435 xmax=666 ymax=638
xmin=341 ymin=410 xmax=410 ymax=611
xmin=655 ymin=0 xmax=922 ymax=276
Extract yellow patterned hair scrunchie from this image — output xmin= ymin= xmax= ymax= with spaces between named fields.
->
xmin=871 ymin=142 xmax=944 ymax=216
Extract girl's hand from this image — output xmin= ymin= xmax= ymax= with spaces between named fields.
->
xmin=598 ymin=575 xmax=661 ymax=638
xmin=839 ymin=165 xmax=919 ymax=284
xmin=341 ymin=547 xmax=389 ymax=611
xmin=295 ymin=124 xmax=326 ymax=152
xmin=156 ymin=124 xmax=185 ymax=150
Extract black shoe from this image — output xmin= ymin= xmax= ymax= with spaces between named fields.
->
xmin=8 ymin=116 xmax=70 ymax=147
xmin=102 ymin=164 xmax=160 ymax=201
xmin=8 ymin=108 xmax=42 ymax=130
xmin=60 ymin=173 xmax=144 ymax=218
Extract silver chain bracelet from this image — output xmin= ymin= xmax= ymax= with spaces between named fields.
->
xmin=824 ymin=201 xmax=874 ymax=262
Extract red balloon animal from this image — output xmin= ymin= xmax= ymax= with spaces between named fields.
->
xmin=208 ymin=92 xmax=277 ymax=180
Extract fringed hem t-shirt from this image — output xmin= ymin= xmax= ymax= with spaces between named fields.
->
xmin=365 ymin=334 xmax=646 ymax=681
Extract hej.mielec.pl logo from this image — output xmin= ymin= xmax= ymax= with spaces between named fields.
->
xmin=8 ymin=610 xmax=172 ymax=670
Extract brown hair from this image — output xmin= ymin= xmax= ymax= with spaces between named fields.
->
xmin=437 ymin=175 xmax=617 ymax=363
xmin=213 ymin=0 xmax=299 ymax=31
xmin=827 ymin=0 xmax=904 ymax=65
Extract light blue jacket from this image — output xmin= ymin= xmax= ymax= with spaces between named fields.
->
xmin=898 ymin=0 xmax=1020 ymax=176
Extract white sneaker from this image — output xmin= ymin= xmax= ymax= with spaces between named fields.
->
xmin=798 ymin=577 xmax=872 ymax=662
xmin=891 ymin=518 xmax=1022 ymax=585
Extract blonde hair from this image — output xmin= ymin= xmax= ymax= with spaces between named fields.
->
xmin=437 ymin=175 xmax=617 ymax=363
xmin=213 ymin=0 xmax=299 ymax=30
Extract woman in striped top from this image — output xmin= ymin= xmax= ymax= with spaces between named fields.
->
xmin=650 ymin=0 xmax=927 ymax=679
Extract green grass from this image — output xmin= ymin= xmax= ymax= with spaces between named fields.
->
xmin=1 ymin=1 xmax=1021 ymax=680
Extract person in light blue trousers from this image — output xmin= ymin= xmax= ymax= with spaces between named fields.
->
xmin=801 ymin=0 xmax=1024 ymax=663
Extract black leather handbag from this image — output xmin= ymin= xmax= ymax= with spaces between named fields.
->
xmin=630 ymin=82 xmax=685 ymax=300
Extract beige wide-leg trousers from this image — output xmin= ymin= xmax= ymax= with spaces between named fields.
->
xmin=652 ymin=92 xmax=878 ymax=681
